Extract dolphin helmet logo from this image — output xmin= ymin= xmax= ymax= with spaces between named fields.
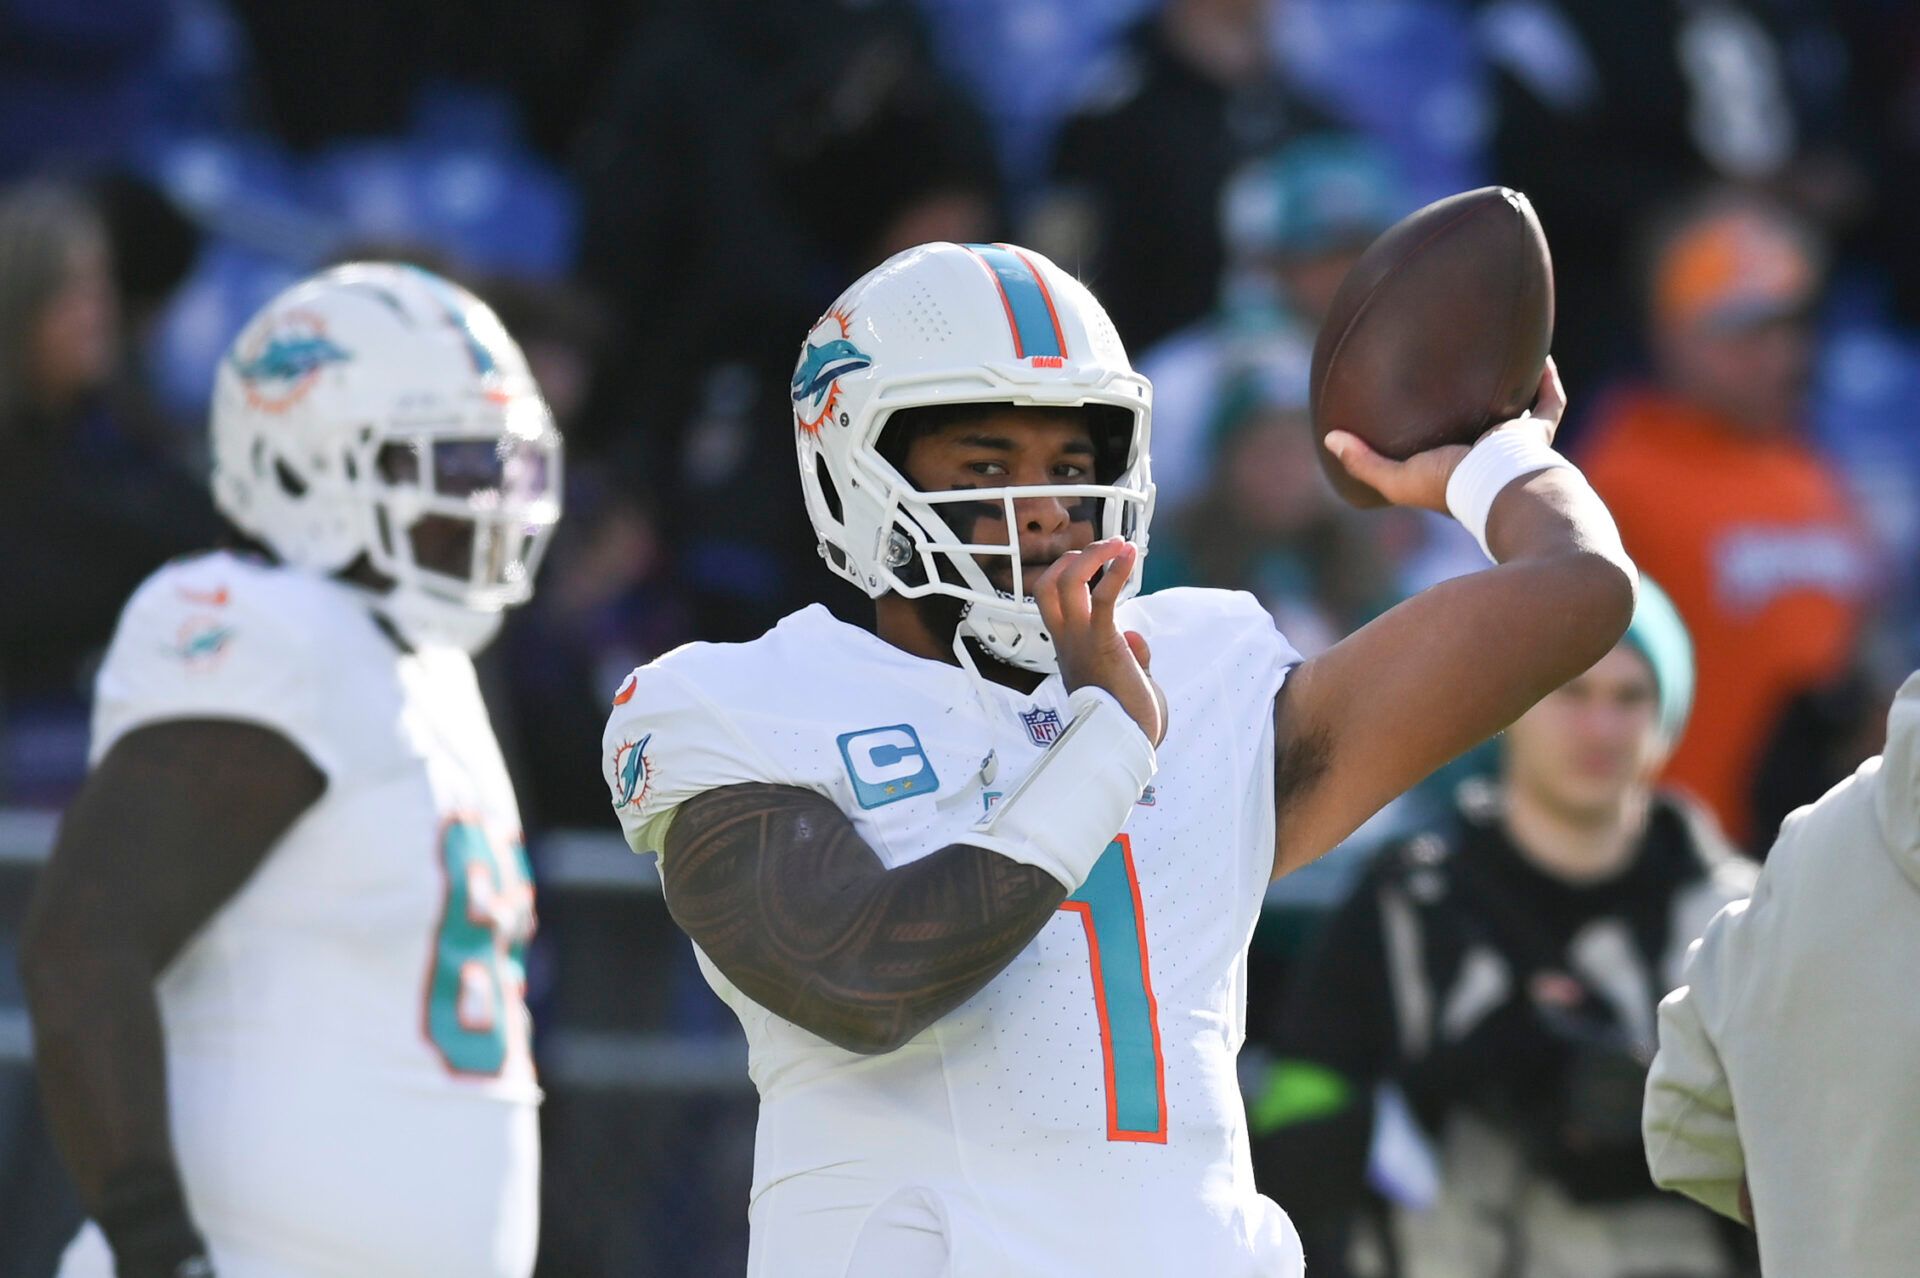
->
xmin=792 ymin=338 xmax=871 ymax=407
xmin=231 ymin=309 xmax=352 ymax=413
xmin=792 ymin=307 xmax=868 ymax=434
xmin=234 ymin=336 xmax=351 ymax=383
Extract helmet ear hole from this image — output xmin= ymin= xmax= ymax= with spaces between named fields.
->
xmin=275 ymin=459 xmax=309 ymax=498
xmin=815 ymin=454 xmax=843 ymax=524
xmin=883 ymin=529 xmax=913 ymax=568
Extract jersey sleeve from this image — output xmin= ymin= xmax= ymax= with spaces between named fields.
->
xmin=90 ymin=564 xmax=340 ymax=778
xmin=601 ymin=661 xmax=790 ymax=859
xmin=1196 ymin=587 xmax=1301 ymax=720
xmin=1643 ymin=898 xmax=1750 ymax=1222
xmin=1126 ymin=587 xmax=1302 ymax=706
xmin=1240 ymin=591 xmax=1303 ymax=703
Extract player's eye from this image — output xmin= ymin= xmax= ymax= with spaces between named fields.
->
xmin=969 ymin=461 xmax=1008 ymax=476
xmin=1052 ymin=462 xmax=1087 ymax=479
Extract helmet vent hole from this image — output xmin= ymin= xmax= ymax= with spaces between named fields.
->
xmin=905 ymin=282 xmax=953 ymax=339
xmin=374 ymin=505 xmax=394 ymax=555
xmin=815 ymin=454 xmax=843 ymax=523
xmin=275 ymin=459 xmax=309 ymax=498
xmin=376 ymin=442 xmax=421 ymax=484
xmin=343 ymin=453 xmax=358 ymax=481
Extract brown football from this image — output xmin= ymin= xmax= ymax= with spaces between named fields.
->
xmin=1308 ymin=185 xmax=1555 ymax=506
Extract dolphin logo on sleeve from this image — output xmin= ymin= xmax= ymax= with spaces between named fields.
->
xmin=617 ymin=733 xmax=653 ymax=808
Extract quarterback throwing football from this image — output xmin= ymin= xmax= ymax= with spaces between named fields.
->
xmin=603 ymin=242 xmax=1633 ymax=1276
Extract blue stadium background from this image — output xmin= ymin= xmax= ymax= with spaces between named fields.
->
xmin=3 ymin=0 xmax=1918 ymax=1272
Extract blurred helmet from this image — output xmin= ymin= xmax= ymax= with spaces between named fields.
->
xmin=211 ymin=263 xmax=562 ymax=653
xmin=1222 ymin=133 xmax=1405 ymax=263
xmin=794 ymin=242 xmax=1153 ymax=673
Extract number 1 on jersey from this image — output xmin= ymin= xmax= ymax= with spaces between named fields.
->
xmin=1061 ymin=835 xmax=1167 ymax=1142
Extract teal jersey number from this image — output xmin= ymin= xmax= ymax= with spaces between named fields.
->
xmin=426 ymin=819 xmax=535 ymax=1075
xmin=1060 ymin=835 xmax=1167 ymax=1142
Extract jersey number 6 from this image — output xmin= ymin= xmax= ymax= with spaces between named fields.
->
xmin=425 ymin=818 xmax=535 ymax=1075
xmin=1060 ymin=835 xmax=1167 ymax=1142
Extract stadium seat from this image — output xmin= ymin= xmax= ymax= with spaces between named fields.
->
xmin=144 ymin=237 xmax=303 ymax=424
xmin=307 ymin=140 xmax=577 ymax=277
xmin=1276 ymin=0 xmax=1489 ymax=205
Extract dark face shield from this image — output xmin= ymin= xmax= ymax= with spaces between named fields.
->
xmin=373 ymin=428 xmax=562 ymax=605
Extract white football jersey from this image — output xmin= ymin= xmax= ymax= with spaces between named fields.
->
xmin=58 ymin=551 xmax=539 ymax=1278
xmin=603 ymin=588 xmax=1304 ymax=1277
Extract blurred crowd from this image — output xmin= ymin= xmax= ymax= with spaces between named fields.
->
xmin=3 ymin=0 xmax=1919 ymax=1273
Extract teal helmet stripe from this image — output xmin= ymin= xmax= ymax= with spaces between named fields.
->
xmin=406 ymin=265 xmax=498 ymax=376
xmin=964 ymin=242 xmax=1066 ymax=360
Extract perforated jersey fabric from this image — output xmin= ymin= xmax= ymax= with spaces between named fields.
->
xmin=604 ymin=587 xmax=1304 ymax=1277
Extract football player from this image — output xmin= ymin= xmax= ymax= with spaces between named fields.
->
xmin=22 ymin=264 xmax=561 ymax=1278
xmin=602 ymin=241 xmax=1634 ymax=1276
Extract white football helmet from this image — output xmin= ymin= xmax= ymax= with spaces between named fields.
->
xmin=211 ymin=263 xmax=562 ymax=653
xmin=794 ymin=242 xmax=1154 ymax=672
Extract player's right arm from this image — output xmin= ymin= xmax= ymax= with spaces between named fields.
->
xmin=21 ymin=560 xmax=333 ymax=1277
xmin=21 ymin=722 xmax=323 ymax=1275
xmin=660 ymin=783 xmax=1070 ymax=1054
xmin=624 ymin=542 xmax=1159 ymax=1056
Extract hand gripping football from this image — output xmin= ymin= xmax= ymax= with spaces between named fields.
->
xmin=1309 ymin=186 xmax=1555 ymax=506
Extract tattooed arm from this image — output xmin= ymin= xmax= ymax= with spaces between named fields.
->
xmin=660 ymin=782 xmax=1068 ymax=1055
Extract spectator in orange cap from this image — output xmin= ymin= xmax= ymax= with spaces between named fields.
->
xmin=1577 ymin=190 xmax=1878 ymax=850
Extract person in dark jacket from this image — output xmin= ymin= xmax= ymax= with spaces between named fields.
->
xmin=1042 ymin=0 xmax=1332 ymax=352
xmin=1250 ymin=580 xmax=1757 ymax=1278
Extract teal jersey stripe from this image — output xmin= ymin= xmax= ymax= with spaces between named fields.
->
xmin=1067 ymin=841 xmax=1164 ymax=1136
xmin=965 ymin=243 xmax=1066 ymax=359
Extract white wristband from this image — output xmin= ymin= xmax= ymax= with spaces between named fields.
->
xmin=1444 ymin=424 xmax=1574 ymax=562
xmin=967 ymin=686 xmax=1157 ymax=891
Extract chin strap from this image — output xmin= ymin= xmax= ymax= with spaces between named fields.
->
xmin=950 ymin=625 xmax=983 ymax=677
xmin=958 ymin=595 xmax=1058 ymax=674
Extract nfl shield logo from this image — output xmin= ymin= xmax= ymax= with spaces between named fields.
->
xmin=1020 ymin=707 xmax=1063 ymax=747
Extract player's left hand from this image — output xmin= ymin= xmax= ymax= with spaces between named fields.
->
xmin=1324 ymin=357 xmax=1567 ymax=515
xmin=1035 ymin=539 xmax=1168 ymax=746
